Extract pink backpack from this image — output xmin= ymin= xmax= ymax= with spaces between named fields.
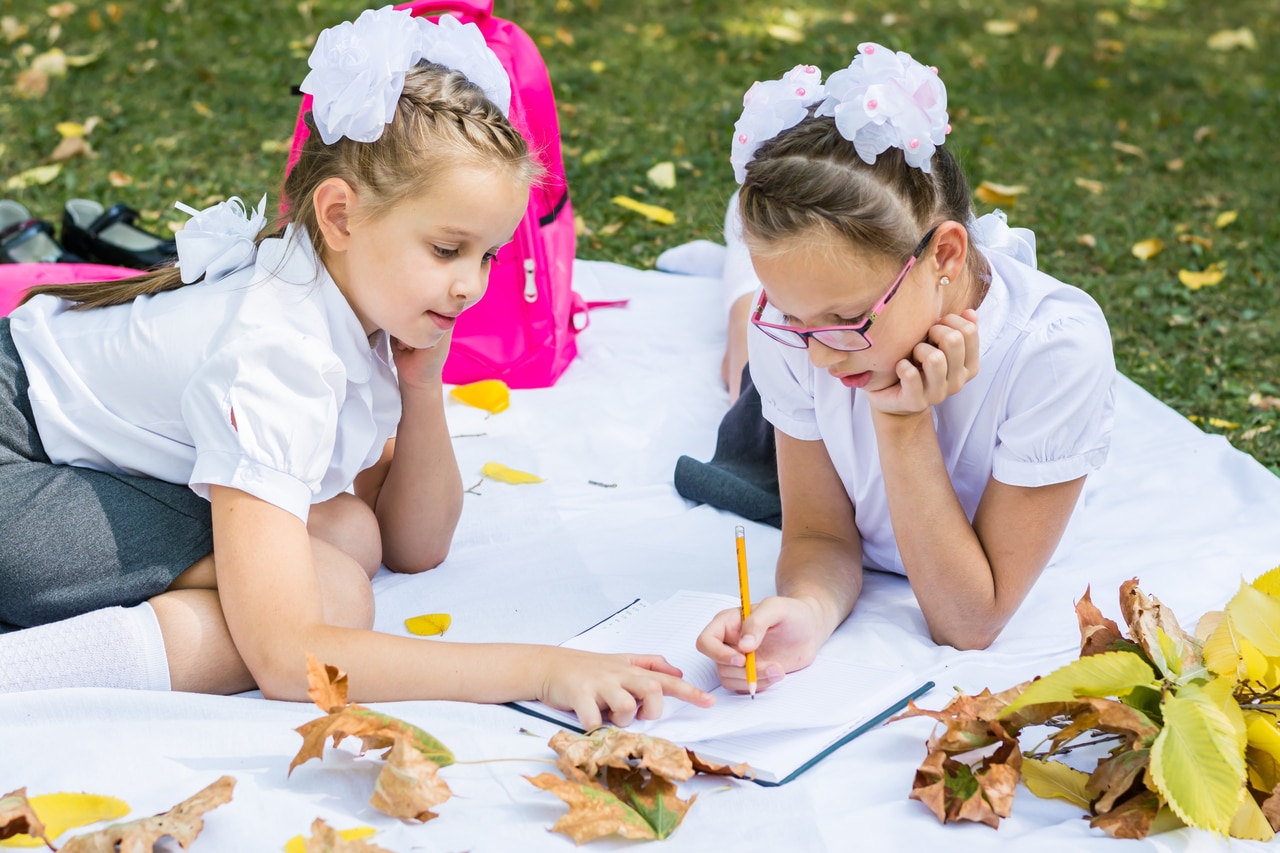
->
xmin=286 ymin=0 xmax=586 ymax=388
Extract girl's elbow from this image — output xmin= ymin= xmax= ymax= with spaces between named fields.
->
xmin=931 ymin=621 xmax=1004 ymax=651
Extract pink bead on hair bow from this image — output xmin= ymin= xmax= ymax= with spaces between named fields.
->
xmin=729 ymin=64 xmax=826 ymax=184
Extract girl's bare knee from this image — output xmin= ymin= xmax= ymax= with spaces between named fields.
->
xmin=309 ymin=492 xmax=382 ymax=579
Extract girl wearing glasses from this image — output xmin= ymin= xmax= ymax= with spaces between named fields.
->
xmin=696 ymin=49 xmax=1115 ymax=690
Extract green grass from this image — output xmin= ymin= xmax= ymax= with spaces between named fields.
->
xmin=2 ymin=0 xmax=1277 ymax=472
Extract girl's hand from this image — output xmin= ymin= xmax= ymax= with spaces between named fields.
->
xmin=391 ymin=331 xmax=452 ymax=390
xmin=538 ymin=648 xmax=715 ymax=730
xmin=695 ymin=596 xmax=828 ymax=693
xmin=866 ymin=309 xmax=980 ymax=416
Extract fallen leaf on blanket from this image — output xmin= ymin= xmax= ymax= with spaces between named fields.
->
xmin=974 ymin=181 xmax=1026 ymax=206
xmin=404 ymin=613 xmax=451 ymax=636
xmin=293 ymin=820 xmax=390 ymax=853
xmin=601 ymin=766 xmax=694 ymax=839
xmin=291 ymin=654 xmax=454 ymax=775
xmin=610 ymin=196 xmax=676 ymax=225
xmin=57 ymin=775 xmax=234 ymax=853
xmin=481 ymin=461 xmax=544 ymax=485
xmin=645 ymin=161 xmax=676 ymax=190
xmin=284 ymin=823 xmax=378 ymax=853
xmin=449 ymin=379 xmax=510 ymax=414
xmin=1179 ymin=264 xmax=1225 ymax=290
xmin=368 ymin=736 xmax=452 ymax=822
xmin=526 ymin=768 xmax=658 ymax=843
xmin=549 ymin=728 xmax=694 ymax=781
xmin=0 ymin=790 xmax=49 ymax=848
xmin=686 ymin=751 xmax=755 ymax=780
xmin=1130 ymin=238 xmax=1163 ymax=260
xmin=1 ymin=793 xmax=129 ymax=847
xmin=899 ymin=572 xmax=1280 ymax=839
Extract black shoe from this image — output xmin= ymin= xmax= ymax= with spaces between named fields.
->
xmin=62 ymin=199 xmax=177 ymax=270
xmin=0 ymin=200 xmax=83 ymax=263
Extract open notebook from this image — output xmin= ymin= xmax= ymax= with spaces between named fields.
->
xmin=511 ymin=590 xmax=931 ymax=785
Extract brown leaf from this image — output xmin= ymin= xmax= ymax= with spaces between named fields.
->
xmin=302 ymin=819 xmax=395 ymax=853
xmin=0 ymin=788 xmax=50 ymax=846
xmin=1089 ymin=788 xmax=1161 ymax=839
xmin=291 ymin=706 xmax=450 ymax=775
xmin=1112 ymin=141 xmax=1146 ymax=159
xmin=14 ymin=69 xmax=49 ymax=99
xmin=59 ymin=776 xmax=234 ymax=853
xmin=1118 ymin=579 xmax=1199 ymax=676
xmin=892 ymin=683 xmax=1033 ymax=754
xmin=46 ymin=135 xmax=93 ymax=163
xmin=549 ymin=728 xmax=694 ymax=782
xmin=368 ymin=736 xmax=451 ymax=822
xmin=686 ymin=750 xmax=755 ymax=780
xmin=525 ymin=771 xmax=657 ymax=843
xmin=1087 ymin=748 xmax=1151 ymax=813
xmin=1263 ymin=782 xmax=1280 ymax=831
xmin=1076 ymin=585 xmax=1127 ymax=657
xmin=305 ymin=652 xmax=348 ymax=713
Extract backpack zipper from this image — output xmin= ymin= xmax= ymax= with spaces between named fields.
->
xmin=523 ymin=258 xmax=537 ymax=302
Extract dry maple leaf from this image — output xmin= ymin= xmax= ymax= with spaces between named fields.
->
xmin=368 ymin=736 xmax=452 ymax=822
xmin=686 ymin=750 xmax=755 ymax=780
xmin=1118 ymin=579 xmax=1200 ymax=676
xmin=302 ymin=818 xmax=395 ymax=853
xmin=549 ymin=728 xmax=693 ymax=781
xmin=1089 ymin=788 xmax=1162 ymax=839
xmin=58 ymin=775 xmax=234 ymax=853
xmin=526 ymin=768 xmax=658 ymax=844
xmin=1076 ymin=586 xmax=1128 ymax=657
xmin=601 ymin=766 xmax=695 ymax=840
xmin=291 ymin=655 xmax=453 ymax=775
xmin=0 ymin=788 xmax=51 ymax=848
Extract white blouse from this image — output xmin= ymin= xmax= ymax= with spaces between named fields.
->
xmin=749 ymin=216 xmax=1117 ymax=574
xmin=9 ymin=226 xmax=401 ymax=523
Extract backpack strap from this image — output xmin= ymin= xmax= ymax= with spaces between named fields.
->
xmin=397 ymin=1 xmax=495 ymax=19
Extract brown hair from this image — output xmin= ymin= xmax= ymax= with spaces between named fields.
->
xmin=738 ymin=114 xmax=984 ymax=279
xmin=24 ymin=61 xmax=536 ymax=310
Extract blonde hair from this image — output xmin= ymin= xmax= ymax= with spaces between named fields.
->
xmin=24 ymin=61 xmax=536 ymax=310
xmin=739 ymin=114 xmax=984 ymax=279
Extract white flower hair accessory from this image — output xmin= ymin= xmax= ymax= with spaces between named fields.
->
xmin=173 ymin=195 xmax=268 ymax=285
xmin=299 ymin=5 xmax=511 ymax=147
xmin=815 ymin=42 xmax=951 ymax=173
xmin=730 ymin=64 xmax=826 ymax=183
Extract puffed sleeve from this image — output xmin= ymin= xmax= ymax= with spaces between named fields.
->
xmin=748 ymin=322 xmax=822 ymax=441
xmin=181 ymin=330 xmax=347 ymax=522
xmin=992 ymin=300 xmax=1116 ymax=487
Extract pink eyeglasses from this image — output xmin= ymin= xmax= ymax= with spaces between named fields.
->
xmin=751 ymin=226 xmax=939 ymax=352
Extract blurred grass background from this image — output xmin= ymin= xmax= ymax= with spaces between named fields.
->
xmin=1 ymin=0 xmax=1276 ymax=472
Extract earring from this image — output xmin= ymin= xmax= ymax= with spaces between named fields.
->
xmin=939 ymin=275 xmax=951 ymax=286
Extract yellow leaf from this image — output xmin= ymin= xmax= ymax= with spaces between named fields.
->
xmin=1230 ymin=794 xmax=1276 ymax=842
xmin=974 ymin=181 xmax=1027 ymax=206
xmin=1178 ymin=265 xmax=1225 ymax=290
xmin=1020 ymin=758 xmax=1091 ymax=809
xmin=1244 ymin=710 xmax=1280 ymax=790
xmin=1 ymin=793 xmax=129 ymax=847
xmin=1202 ymin=612 xmax=1244 ymax=677
xmin=31 ymin=48 xmax=68 ymax=77
xmin=1112 ymin=141 xmax=1145 ymax=159
xmin=1207 ymin=418 xmax=1239 ymax=430
xmin=984 ymin=19 xmax=1018 ymax=36
xmin=1150 ymin=687 xmax=1247 ymax=834
xmin=1250 ymin=564 xmax=1280 ymax=597
xmin=1074 ymin=177 xmax=1105 ymax=195
xmin=5 ymin=164 xmax=61 ymax=190
xmin=611 ymin=196 xmax=675 ymax=225
xmin=404 ymin=613 xmax=451 ymax=637
xmin=283 ymin=825 xmax=376 ymax=853
xmin=1131 ymin=238 xmax=1163 ymax=260
xmin=449 ymin=379 xmax=510 ymax=414
xmin=63 ymin=52 xmax=100 ymax=68
xmin=1206 ymin=28 xmax=1257 ymax=51
xmin=193 ymin=101 xmax=213 ymax=118
xmin=1240 ymin=640 xmax=1271 ymax=685
xmin=1001 ymin=651 xmax=1158 ymax=716
xmin=1225 ymin=581 xmax=1280 ymax=656
xmin=481 ymin=461 xmax=544 ymax=485
xmin=46 ymin=3 xmax=76 ymax=19
xmin=56 ymin=121 xmax=84 ymax=138
xmin=589 ymin=60 xmax=605 ymax=73
xmin=1215 ymin=210 xmax=1237 ymax=229
xmin=646 ymin=162 xmax=676 ymax=190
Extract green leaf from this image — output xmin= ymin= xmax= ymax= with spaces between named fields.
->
xmin=626 ymin=785 xmax=680 ymax=839
xmin=1002 ymin=651 xmax=1159 ymax=717
xmin=1157 ymin=628 xmax=1182 ymax=677
xmin=1226 ymin=582 xmax=1280 ymax=656
xmin=1122 ymin=685 xmax=1164 ymax=723
xmin=1149 ymin=688 xmax=1247 ymax=834
xmin=1021 ymin=758 xmax=1091 ymax=810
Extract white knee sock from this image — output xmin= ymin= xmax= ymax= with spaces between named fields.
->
xmin=0 ymin=603 xmax=172 ymax=692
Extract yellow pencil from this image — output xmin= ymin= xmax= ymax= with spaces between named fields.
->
xmin=734 ymin=524 xmax=757 ymax=698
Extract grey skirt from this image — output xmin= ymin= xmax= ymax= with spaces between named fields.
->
xmin=0 ymin=318 xmax=213 ymax=629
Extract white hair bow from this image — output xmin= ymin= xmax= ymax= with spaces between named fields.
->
xmin=173 ymin=195 xmax=268 ymax=285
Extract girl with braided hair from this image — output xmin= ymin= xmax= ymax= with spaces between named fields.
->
xmin=0 ymin=8 xmax=712 ymax=727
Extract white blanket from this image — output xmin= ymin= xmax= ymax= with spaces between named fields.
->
xmin=4 ymin=260 xmax=1278 ymax=852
